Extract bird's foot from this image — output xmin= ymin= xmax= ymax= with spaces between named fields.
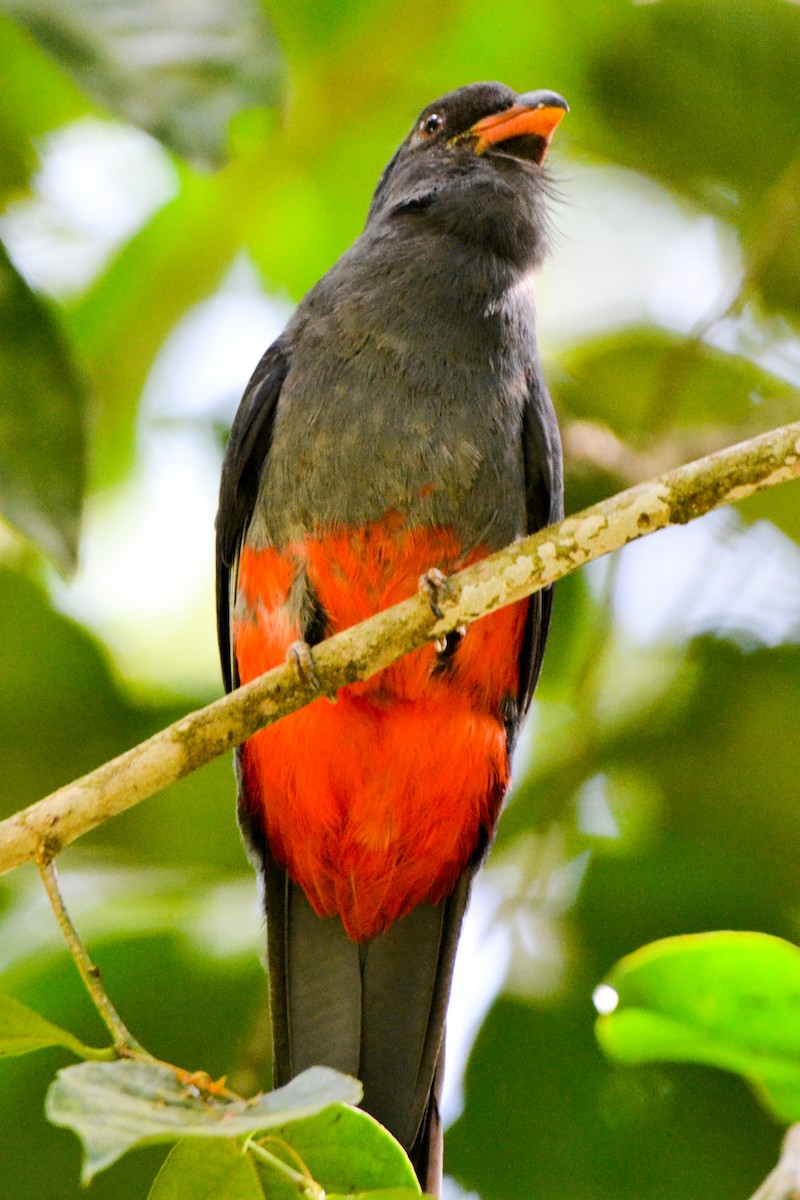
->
xmin=419 ymin=567 xmax=452 ymax=621
xmin=286 ymin=640 xmax=322 ymax=693
xmin=434 ymin=625 xmax=467 ymax=656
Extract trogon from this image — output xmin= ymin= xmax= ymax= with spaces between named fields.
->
xmin=216 ymin=81 xmax=566 ymax=1196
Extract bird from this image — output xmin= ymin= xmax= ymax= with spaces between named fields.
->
xmin=216 ymin=80 xmax=566 ymax=1196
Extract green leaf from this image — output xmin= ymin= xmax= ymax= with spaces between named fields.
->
xmin=586 ymin=0 xmax=800 ymax=209
xmin=4 ymin=0 xmax=285 ymax=167
xmin=0 ymin=14 xmax=89 ymax=197
xmin=251 ymin=1105 xmax=420 ymax=1199
xmin=0 ymin=569 xmax=246 ymax=870
xmin=448 ymin=992 xmax=777 ymax=1200
xmin=737 ymin=483 xmax=800 ymax=547
xmin=46 ymin=1060 xmax=362 ymax=1182
xmin=327 ymin=1192 xmax=423 ymax=1199
xmin=70 ymin=153 xmax=273 ymax=489
xmin=757 ymin=195 xmax=800 ymax=318
xmin=0 ymin=993 xmax=108 ymax=1060
xmin=0 ymin=566 xmax=147 ymax=810
xmin=265 ymin=0 xmax=376 ymax=62
xmin=596 ymin=931 xmax=800 ymax=1122
xmin=497 ymin=639 xmax=800 ymax=865
xmin=584 ymin=0 xmax=800 ymax=322
xmin=149 ymin=1139 xmax=263 ymax=1200
xmin=553 ymin=325 xmax=798 ymax=438
xmin=0 ymin=243 xmax=87 ymax=571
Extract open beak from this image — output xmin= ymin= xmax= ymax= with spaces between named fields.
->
xmin=470 ymin=89 xmax=568 ymax=160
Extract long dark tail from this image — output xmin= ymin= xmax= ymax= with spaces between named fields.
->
xmin=262 ymin=847 xmax=471 ymax=1196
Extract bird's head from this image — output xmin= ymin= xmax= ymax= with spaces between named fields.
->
xmin=367 ymin=81 xmax=568 ymax=268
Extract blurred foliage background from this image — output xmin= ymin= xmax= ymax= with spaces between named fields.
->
xmin=1 ymin=1 xmax=799 ymax=1197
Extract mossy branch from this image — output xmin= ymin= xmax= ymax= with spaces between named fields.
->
xmin=0 ymin=419 xmax=798 ymax=876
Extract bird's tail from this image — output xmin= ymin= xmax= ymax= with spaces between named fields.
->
xmin=262 ymin=845 xmax=471 ymax=1197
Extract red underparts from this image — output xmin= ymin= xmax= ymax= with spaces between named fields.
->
xmin=234 ymin=516 xmax=527 ymax=940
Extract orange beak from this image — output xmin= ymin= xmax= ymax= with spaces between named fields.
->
xmin=471 ymin=90 xmax=568 ymax=157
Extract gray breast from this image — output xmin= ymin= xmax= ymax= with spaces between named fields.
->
xmin=248 ymin=235 xmax=536 ymax=553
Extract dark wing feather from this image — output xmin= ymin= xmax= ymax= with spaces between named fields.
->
xmin=215 ymin=337 xmax=290 ymax=692
xmin=263 ymin=847 xmax=363 ymax=1087
xmin=515 ymin=367 xmax=564 ymax=725
xmin=215 ymin=335 xmax=370 ymax=1113
xmin=214 ymin=339 xmax=556 ymax=1200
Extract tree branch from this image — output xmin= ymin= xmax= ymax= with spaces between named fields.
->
xmin=36 ymin=852 xmax=148 ymax=1057
xmin=0 ymin=419 xmax=798 ymax=877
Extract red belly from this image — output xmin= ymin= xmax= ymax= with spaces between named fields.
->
xmin=234 ymin=517 xmax=526 ymax=940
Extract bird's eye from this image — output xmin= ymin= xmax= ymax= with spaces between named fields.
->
xmin=420 ymin=113 xmax=444 ymax=137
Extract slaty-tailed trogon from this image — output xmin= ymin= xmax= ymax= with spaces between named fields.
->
xmin=216 ymin=81 xmax=566 ymax=1196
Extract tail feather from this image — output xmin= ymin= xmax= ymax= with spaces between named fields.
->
xmin=410 ymin=1048 xmax=445 ymax=1196
xmin=263 ymin=848 xmax=361 ymax=1083
xmin=263 ymin=847 xmax=472 ymax=1197
xmin=360 ymin=874 xmax=471 ymax=1149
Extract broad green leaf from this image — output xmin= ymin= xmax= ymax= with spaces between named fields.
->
xmin=553 ymin=326 xmax=798 ymax=438
xmin=251 ymin=1105 xmax=420 ymax=1199
xmin=448 ymin=993 xmax=777 ymax=1200
xmin=584 ymin=0 xmax=800 ymax=322
xmin=265 ymin=0 xmax=381 ymax=66
xmin=0 ymin=14 xmax=89 ymax=197
xmin=149 ymin=1138 xmax=263 ymax=1200
xmin=738 ymin=483 xmax=800 ymax=547
xmin=0 ymin=911 xmax=266 ymax=1200
xmin=0 ymin=243 xmax=87 ymax=571
xmin=3 ymin=0 xmax=284 ymax=167
xmin=327 ymin=1192 xmax=423 ymax=1200
xmin=496 ymin=639 xmax=800 ymax=865
xmin=586 ymin=0 xmax=800 ymax=208
xmin=0 ymin=994 xmax=109 ymax=1060
xmin=0 ymin=567 xmax=144 ymax=808
xmin=46 ymin=1060 xmax=361 ymax=1181
xmin=0 ymin=569 xmax=244 ymax=870
xmin=596 ymin=932 xmax=800 ymax=1122
xmin=757 ymin=201 xmax=800 ymax=318
xmin=69 ymin=152 xmax=273 ymax=489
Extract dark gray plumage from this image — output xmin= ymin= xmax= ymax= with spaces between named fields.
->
xmin=216 ymin=81 xmax=566 ymax=1195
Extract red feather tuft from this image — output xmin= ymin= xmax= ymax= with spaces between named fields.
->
xmin=235 ymin=519 xmax=525 ymax=940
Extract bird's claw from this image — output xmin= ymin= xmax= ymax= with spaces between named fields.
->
xmin=419 ymin=567 xmax=451 ymax=621
xmin=435 ymin=625 xmax=467 ymax=655
xmin=287 ymin=640 xmax=322 ymax=693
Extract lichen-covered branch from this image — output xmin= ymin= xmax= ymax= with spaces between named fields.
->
xmin=36 ymin=853 xmax=147 ymax=1057
xmin=0 ymin=419 xmax=798 ymax=877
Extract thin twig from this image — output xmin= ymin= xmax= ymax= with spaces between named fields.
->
xmin=35 ymin=851 xmax=149 ymax=1057
xmin=244 ymin=1134 xmax=324 ymax=1197
xmin=0 ymin=418 xmax=797 ymax=877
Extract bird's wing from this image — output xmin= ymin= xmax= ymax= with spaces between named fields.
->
xmin=215 ymin=334 xmax=367 ymax=1128
xmin=215 ymin=336 xmax=291 ymax=692
xmin=516 ymin=368 xmax=564 ymax=724
xmin=214 ymin=335 xmax=372 ymax=1136
xmin=214 ymin=333 xmax=554 ymax=1196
